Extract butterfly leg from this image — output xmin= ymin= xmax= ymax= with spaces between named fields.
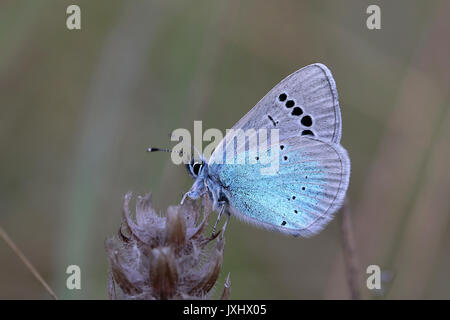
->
xmin=212 ymin=202 xmax=230 ymax=237
xmin=220 ymin=211 xmax=231 ymax=238
xmin=211 ymin=204 xmax=225 ymax=237
xmin=180 ymin=178 xmax=207 ymax=204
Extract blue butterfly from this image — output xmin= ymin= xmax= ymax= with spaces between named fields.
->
xmin=182 ymin=64 xmax=350 ymax=237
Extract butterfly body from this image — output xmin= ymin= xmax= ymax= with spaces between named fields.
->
xmin=183 ymin=63 xmax=350 ymax=237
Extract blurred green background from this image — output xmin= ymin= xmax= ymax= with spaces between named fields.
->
xmin=1 ymin=0 xmax=449 ymax=299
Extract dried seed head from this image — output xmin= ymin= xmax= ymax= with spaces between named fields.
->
xmin=165 ymin=206 xmax=186 ymax=251
xmin=149 ymin=247 xmax=178 ymax=299
xmin=220 ymin=273 xmax=232 ymax=300
xmin=106 ymin=192 xmax=231 ymax=299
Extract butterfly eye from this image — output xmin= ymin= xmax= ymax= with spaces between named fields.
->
xmin=192 ymin=162 xmax=203 ymax=176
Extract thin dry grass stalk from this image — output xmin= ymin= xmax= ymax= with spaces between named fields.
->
xmin=0 ymin=226 xmax=57 ymax=300
xmin=340 ymin=199 xmax=362 ymax=300
xmin=106 ymin=192 xmax=230 ymax=300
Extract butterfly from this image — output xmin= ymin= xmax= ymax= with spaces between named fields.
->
xmin=181 ymin=63 xmax=350 ymax=237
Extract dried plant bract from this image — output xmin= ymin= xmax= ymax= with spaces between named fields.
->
xmin=106 ymin=192 xmax=230 ymax=300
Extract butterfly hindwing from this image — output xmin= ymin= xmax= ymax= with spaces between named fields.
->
xmin=209 ymin=136 xmax=350 ymax=237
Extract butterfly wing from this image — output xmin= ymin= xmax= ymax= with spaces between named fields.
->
xmin=204 ymin=63 xmax=349 ymax=236
xmin=209 ymin=136 xmax=350 ymax=237
xmin=209 ymin=63 xmax=341 ymax=165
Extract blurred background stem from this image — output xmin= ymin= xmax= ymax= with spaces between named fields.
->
xmin=54 ymin=1 xmax=164 ymax=298
xmin=325 ymin=0 xmax=450 ymax=298
xmin=0 ymin=226 xmax=57 ymax=299
xmin=340 ymin=200 xmax=362 ymax=300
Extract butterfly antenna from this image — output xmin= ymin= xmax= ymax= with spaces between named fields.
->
xmin=147 ymin=147 xmax=186 ymax=161
xmin=147 ymin=147 xmax=173 ymax=153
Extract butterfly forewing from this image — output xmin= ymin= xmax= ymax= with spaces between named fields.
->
xmin=210 ymin=64 xmax=341 ymax=167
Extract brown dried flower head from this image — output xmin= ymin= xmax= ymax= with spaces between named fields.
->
xmin=106 ymin=192 xmax=230 ymax=300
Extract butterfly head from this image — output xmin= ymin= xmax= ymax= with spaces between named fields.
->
xmin=186 ymin=158 xmax=207 ymax=179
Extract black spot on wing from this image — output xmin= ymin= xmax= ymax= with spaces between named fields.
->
xmin=301 ymin=130 xmax=314 ymax=136
xmin=291 ymin=107 xmax=303 ymax=116
xmin=285 ymin=100 xmax=295 ymax=108
xmin=278 ymin=93 xmax=287 ymax=101
xmin=301 ymin=115 xmax=313 ymax=127
xmin=267 ymin=115 xmax=278 ymax=127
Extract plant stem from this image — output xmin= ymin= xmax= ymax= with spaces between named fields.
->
xmin=0 ymin=226 xmax=57 ymax=300
xmin=340 ymin=200 xmax=361 ymax=300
